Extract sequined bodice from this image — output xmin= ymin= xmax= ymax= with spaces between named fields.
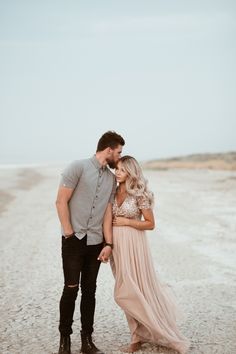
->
xmin=112 ymin=194 xmax=150 ymax=220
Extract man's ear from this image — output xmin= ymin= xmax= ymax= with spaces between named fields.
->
xmin=107 ymin=147 xmax=113 ymax=155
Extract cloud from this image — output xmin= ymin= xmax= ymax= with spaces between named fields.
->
xmin=0 ymin=10 xmax=234 ymax=47
xmin=90 ymin=12 xmax=235 ymax=35
xmin=0 ymin=40 xmax=48 ymax=48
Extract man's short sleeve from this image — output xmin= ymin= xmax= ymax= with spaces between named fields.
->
xmin=109 ymin=176 xmax=117 ymax=203
xmin=59 ymin=160 xmax=84 ymax=189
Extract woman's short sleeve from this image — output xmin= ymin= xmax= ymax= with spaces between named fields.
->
xmin=137 ymin=195 xmax=151 ymax=209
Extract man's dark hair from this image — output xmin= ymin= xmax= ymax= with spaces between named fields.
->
xmin=96 ymin=131 xmax=125 ymax=152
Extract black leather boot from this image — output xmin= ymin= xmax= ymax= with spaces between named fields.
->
xmin=58 ymin=334 xmax=71 ymax=354
xmin=80 ymin=331 xmax=104 ymax=354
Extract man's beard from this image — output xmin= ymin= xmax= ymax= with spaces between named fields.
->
xmin=107 ymin=160 xmax=116 ymax=169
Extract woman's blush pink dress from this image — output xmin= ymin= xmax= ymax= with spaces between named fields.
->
xmin=110 ymin=194 xmax=190 ymax=354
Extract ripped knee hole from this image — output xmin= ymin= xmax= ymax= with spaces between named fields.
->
xmin=67 ymin=284 xmax=78 ymax=288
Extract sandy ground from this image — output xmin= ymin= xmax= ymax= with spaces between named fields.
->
xmin=0 ymin=165 xmax=236 ymax=354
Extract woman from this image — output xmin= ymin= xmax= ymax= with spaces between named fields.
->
xmin=104 ymin=156 xmax=189 ymax=353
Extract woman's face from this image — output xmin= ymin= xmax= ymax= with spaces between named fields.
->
xmin=115 ymin=161 xmax=128 ymax=184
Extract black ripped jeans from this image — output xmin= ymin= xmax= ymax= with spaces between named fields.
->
xmin=59 ymin=235 xmax=103 ymax=336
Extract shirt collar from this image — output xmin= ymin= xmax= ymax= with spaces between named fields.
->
xmin=90 ymin=155 xmax=107 ymax=171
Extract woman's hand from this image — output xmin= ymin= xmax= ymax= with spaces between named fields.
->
xmin=113 ymin=216 xmax=130 ymax=226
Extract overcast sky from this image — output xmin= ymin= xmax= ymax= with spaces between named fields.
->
xmin=0 ymin=0 xmax=235 ymax=164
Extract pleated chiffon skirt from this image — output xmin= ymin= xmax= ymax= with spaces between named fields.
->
xmin=111 ymin=226 xmax=190 ymax=354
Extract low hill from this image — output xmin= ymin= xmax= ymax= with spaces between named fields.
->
xmin=142 ymin=152 xmax=236 ymax=170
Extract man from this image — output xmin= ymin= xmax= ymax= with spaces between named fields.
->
xmin=56 ymin=131 xmax=125 ymax=354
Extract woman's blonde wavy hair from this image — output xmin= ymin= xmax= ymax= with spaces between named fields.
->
xmin=118 ymin=155 xmax=154 ymax=207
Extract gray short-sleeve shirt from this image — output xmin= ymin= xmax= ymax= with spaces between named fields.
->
xmin=60 ymin=156 xmax=116 ymax=245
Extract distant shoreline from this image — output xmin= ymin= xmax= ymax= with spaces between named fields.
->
xmin=142 ymin=152 xmax=236 ymax=171
xmin=1 ymin=152 xmax=236 ymax=171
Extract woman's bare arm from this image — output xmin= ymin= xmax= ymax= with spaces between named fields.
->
xmin=113 ymin=208 xmax=155 ymax=230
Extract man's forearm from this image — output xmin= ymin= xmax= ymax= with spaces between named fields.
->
xmin=103 ymin=225 xmax=113 ymax=244
xmin=56 ymin=201 xmax=73 ymax=235
xmin=102 ymin=203 xmax=113 ymax=249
